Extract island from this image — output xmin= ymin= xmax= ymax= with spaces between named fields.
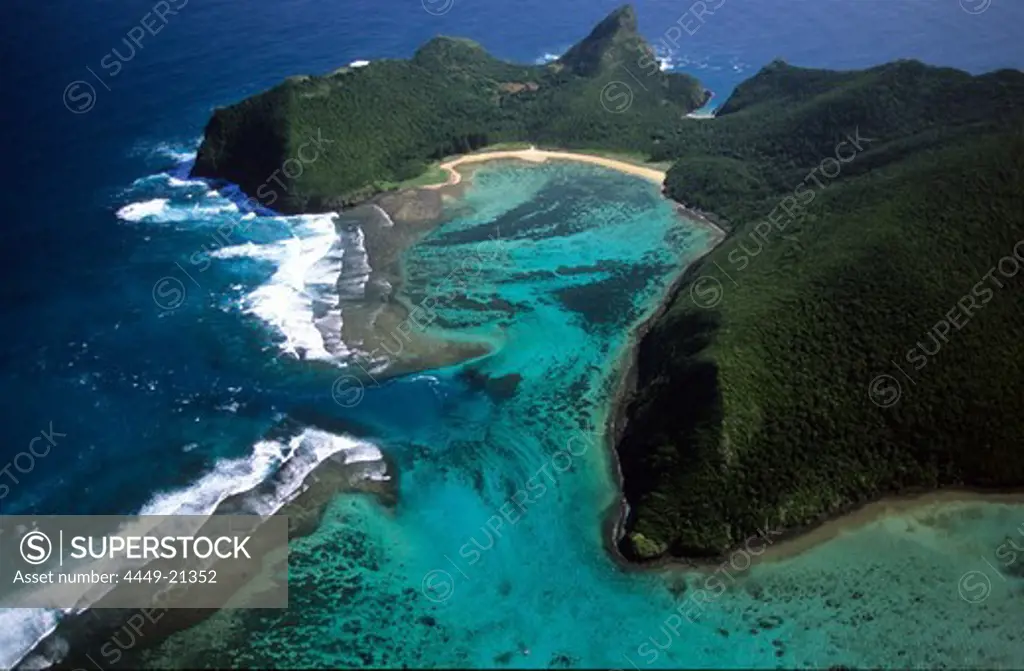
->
xmin=190 ymin=4 xmax=1024 ymax=561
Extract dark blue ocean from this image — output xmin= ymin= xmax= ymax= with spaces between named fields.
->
xmin=2 ymin=0 xmax=1023 ymax=667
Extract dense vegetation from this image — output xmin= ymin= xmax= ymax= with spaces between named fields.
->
xmin=192 ymin=4 xmax=1024 ymax=560
xmin=191 ymin=5 xmax=708 ymax=213
xmin=617 ymin=59 xmax=1024 ymax=558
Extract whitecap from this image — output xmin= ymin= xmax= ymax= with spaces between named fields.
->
xmin=167 ymin=175 xmax=205 ymax=188
xmin=138 ymin=427 xmax=385 ymax=517
xmin=364 ymin=462 xmax=389 ymax=482
xmin=212 ymin=241 xmax=282 ymax=261
xmin=129 ymin=173 xmax=207 ymax=191
xmin=214 ymin=214 xmax=355 ymax=361
xmin=0 ymin=609 xmax=61 ymax=670
xmin=117 ymin=198 xmax=170 ymax=221
xmin=115 ymin=198 xmax=239 ymax=223
xmin=139 ymin=438 xmax=285 ymax=516
xmin=0 ymin=426 xmax=385 ymax=664
xmin=534 ymin=50 xmax=563 ymax=64
xmin=150 ymin=141 xmax=199 ymax=164
xmin=242 ymin=428 xmax=388 ymax=514
xmin=368 ymin=204 xmax=395 ymax=228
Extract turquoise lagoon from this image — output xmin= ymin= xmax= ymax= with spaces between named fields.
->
xmin=136 ymin=162 xmax=1024 ymax=669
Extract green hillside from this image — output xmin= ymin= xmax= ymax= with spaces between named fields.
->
xmin=190 ymin=5 xmax=708 ymax=213
xmin=616 ymin=60 xmax=1024 ymax=558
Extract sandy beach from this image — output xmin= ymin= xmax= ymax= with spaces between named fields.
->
xmin=425 ymin=145 xmax=667 ymax=188
xmin=425 ymin=145 xmax=729 ymax=240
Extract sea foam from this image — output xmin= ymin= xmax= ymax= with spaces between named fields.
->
xmin=116 ymin=197 xmax=239 ymax=223
xmin=1 ymin=427 xmax=386 ymax=668
xmin=4 ymin=168 xmax=377 ymax=668
xmin=138 ymin=427 xmax=385 ymax=517
xmin=0 ymin=609 xmax=62 ymax=671
xmin=213 ymin=213 xmax=354 ymax=361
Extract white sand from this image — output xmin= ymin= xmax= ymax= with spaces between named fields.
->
xmin=424 ymin=145 xmax=666 ymax=188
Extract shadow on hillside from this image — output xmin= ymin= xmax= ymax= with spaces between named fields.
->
xmin=615 ymin=307 xmax=726 ymax=559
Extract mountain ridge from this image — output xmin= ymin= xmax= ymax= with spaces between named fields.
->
xmin=190 ymin=4 xmax=706 ymax=213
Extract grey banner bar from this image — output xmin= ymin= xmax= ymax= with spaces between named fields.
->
xmin=0 ymin=515 xmax=289 ymax=609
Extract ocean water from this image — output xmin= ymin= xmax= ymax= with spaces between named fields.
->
xmin=3 ymin=0 xmax=1024 ymax=667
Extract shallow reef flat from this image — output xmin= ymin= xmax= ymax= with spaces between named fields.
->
xmin=118 ymin=162 xmax=1024 ymax=670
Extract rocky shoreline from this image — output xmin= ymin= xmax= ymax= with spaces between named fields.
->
xmin=600 ymin=203 xmax=729 ymax=571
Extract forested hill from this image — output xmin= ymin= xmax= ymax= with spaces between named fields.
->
xmin=190 ymin=4 xmax=708 ymax=213
xmin=615 ymin=59 xmax=1024 ymax=559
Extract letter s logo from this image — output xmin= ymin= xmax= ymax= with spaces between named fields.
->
xmin=689 ymin=276 xmax=723 ymax=309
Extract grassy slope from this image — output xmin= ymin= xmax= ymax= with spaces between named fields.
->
xmin=617 ymin=61 xmax=1024 ymax=558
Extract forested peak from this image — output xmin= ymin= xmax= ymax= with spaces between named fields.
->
xmin=557 ymin=4 xmax=646 ymax=77
xmin=412 ymin=36 xmax=488 ymax=68
xmin=592 ymin=4 xmax=639 ymax=35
